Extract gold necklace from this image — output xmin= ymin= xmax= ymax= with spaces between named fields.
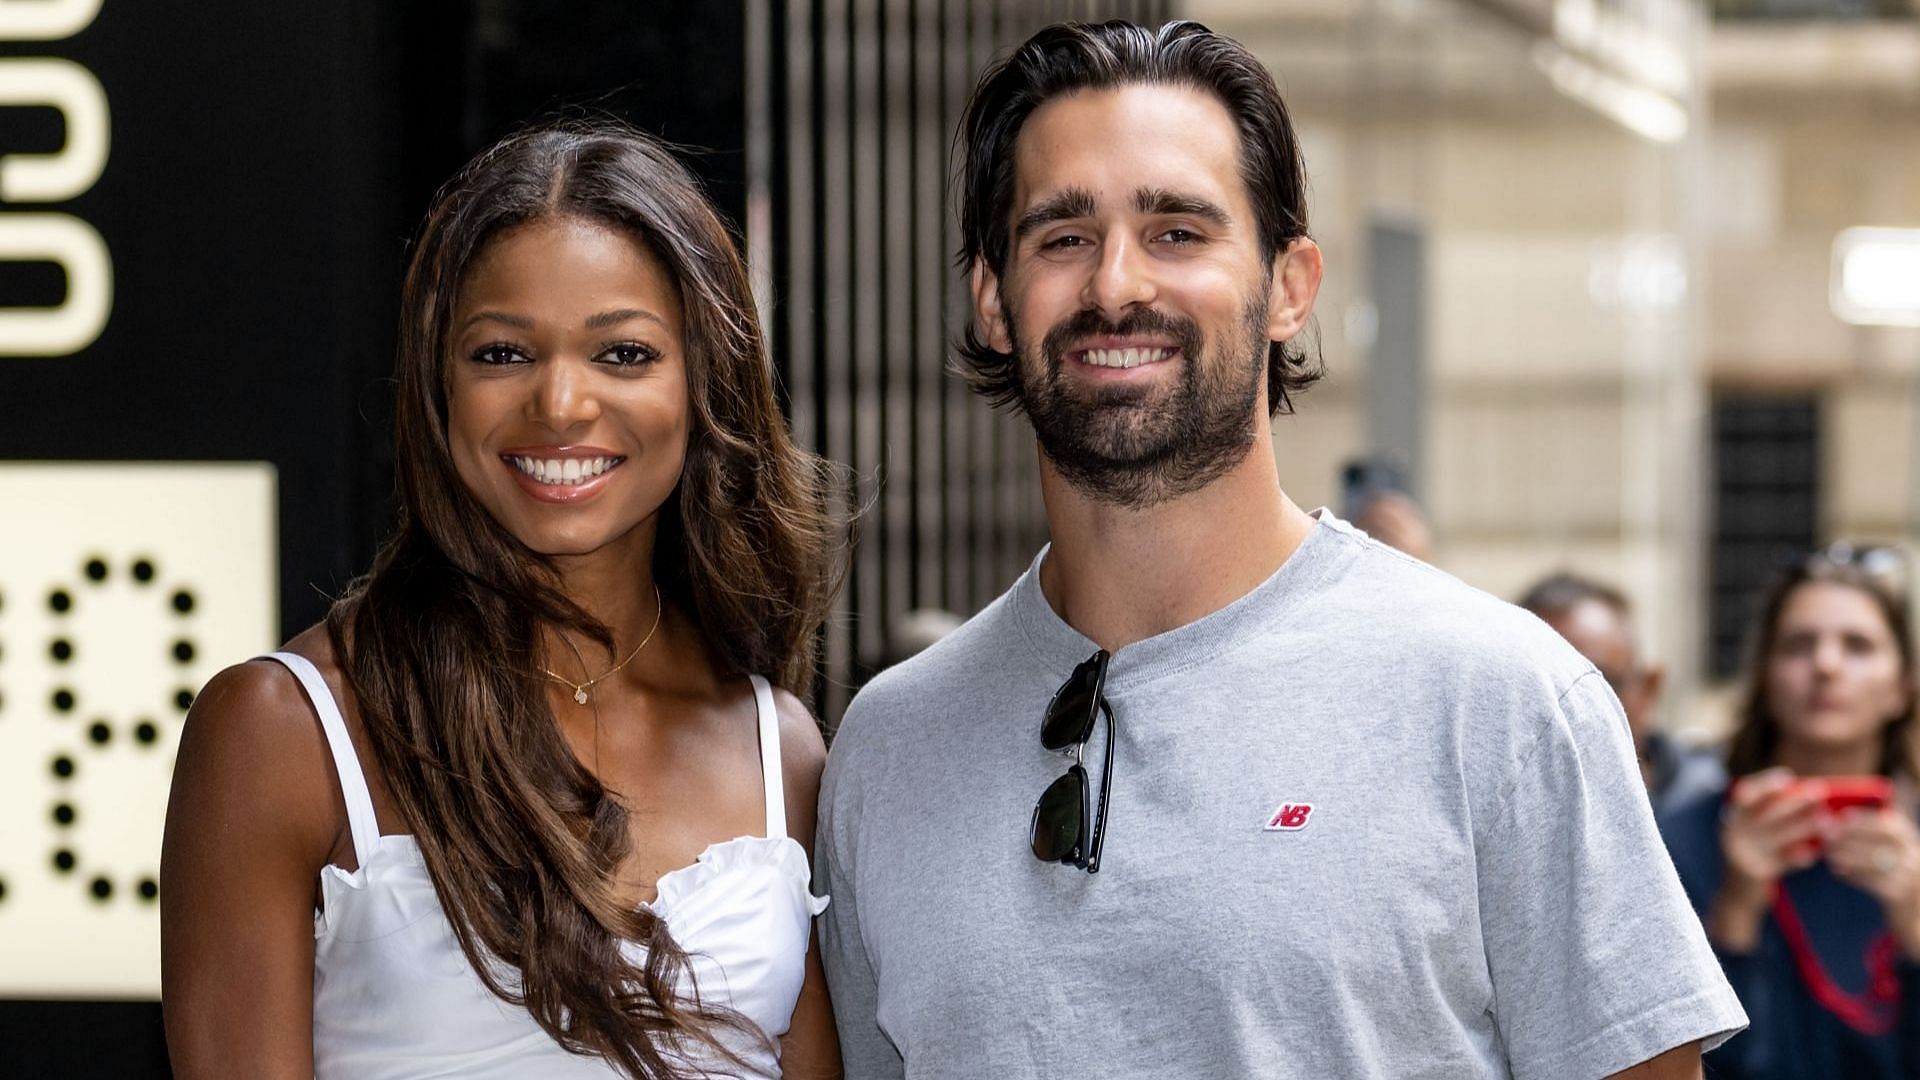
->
xmin=539 ymin=583 xmax=662 ymax=706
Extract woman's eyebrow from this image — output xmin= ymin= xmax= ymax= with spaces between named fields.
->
xmin=584 ymin=308 xmax=666 ymax=331
xmin=460 ymin=310 xmax=535 ymax=333
xmin=455 ymin=308 xmax=667 ymax=334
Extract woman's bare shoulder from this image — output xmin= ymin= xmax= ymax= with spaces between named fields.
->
xmin=160 ymin=626 xmax=347 ymax=1076
xmin=769 ymin=685 xmax=826 ymax=850
xmin=771 ymin=686 xmax=827 ymax=778
xmin=168 ymin=625 xmax=346 ymax=862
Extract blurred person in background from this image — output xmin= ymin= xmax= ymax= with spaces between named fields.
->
xmin=1349 ymin=489 xmax=1432 ymax=562
xmin=1661 ymin=549 xmax=1920 ymax=1078
xmin=817 ymin=19 xmax=1743 ymax=1079
xmin=1519 ymin=571 xmax=1724 ymax=816
xmin=878 ymin=608 xmax=965 ymax=670
xmin=1341 ymin=457 xmax=1433 ymax=563
xmin=160 ymin=122 xmax=841 ymax=1079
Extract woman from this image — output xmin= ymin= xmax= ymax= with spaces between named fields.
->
xmin=1662 ymin=551 xmax=1920 ymax=1078
xmin=160 ymin=121 xmax=842 ymax=1079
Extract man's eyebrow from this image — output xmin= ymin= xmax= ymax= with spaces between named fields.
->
xmin=584 ymin=308 xmax=666 ymax=331
xmin=1135 ymin=188 xmax=1232 ymax=227
xmin=1014 ymin=187 xmax=1099 ymax=239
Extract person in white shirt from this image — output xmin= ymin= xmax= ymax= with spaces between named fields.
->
xmin=161 ymin=121 xmax=841 ymax=1080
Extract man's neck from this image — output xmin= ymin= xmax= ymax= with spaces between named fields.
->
xmin=1036 ymin=427 xmax=1315 ymax=653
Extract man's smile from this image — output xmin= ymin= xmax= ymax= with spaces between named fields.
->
xmin=1070 ymin=344 xmax=1179 ymax=370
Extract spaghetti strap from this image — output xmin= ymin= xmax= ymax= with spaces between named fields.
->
xmin=750 ymin=674 xmax=786 ymax=840
xmin=263 ymin=652 xmax=380 ymax=870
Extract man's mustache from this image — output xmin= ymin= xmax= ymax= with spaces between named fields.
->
xmin=1040 ymin=308 xmax=1203 ymax=365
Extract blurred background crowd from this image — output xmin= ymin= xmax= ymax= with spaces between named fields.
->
xmin=2 ymin=0 xmax=1919 ymax=1076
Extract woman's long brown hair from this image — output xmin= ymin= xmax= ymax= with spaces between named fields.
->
xmin=1726 ymin=555 xmax=1920 ymax=783
xmin=326 ymin=120 xmax=838 ymax=1077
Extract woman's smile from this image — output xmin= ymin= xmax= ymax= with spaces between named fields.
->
xmin=500 ymin=445 xmax=628 ymax=503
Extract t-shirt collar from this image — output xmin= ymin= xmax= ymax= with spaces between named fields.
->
xmin=1009 ymin=508 xmax=1345 ymax=693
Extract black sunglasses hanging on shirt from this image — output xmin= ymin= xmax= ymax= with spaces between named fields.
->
xmin=1030 ymin=649 xmax=1116 ymax=873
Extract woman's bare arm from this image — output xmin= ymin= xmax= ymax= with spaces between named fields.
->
xmin=774 ymin=688 xmax=843 ymax=1080
xmin=782 ymin=940 xmax=842 ymax=1080
xmin=160 ymin=655 xmax=344 ymax=1079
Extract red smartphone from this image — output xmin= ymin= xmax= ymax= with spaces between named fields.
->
xmin=1779 ymin=776 xmax=1892 ymax=856
xmin=1730 ymin=774 xmax=1893 ymax=810
xmin=1803 ymin=775 xmax=1893 ymax=815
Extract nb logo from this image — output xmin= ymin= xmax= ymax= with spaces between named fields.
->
xmin=1265 ymin=802 xmax=1313 ymax=831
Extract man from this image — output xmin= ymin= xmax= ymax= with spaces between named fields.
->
xmin=816 ymin=20 xmax=1745 ymax=1079
xmin=1518 ymin=572 xmax=1726 ymax=816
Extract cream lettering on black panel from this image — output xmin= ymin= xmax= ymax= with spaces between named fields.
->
xmin=0 ymin=6 xmax=113 ymax=358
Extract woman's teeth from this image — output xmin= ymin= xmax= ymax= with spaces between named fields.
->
xmin=508 ymin=456 xmax=616 ymax=486
xmin=1081 ymin=347 xmax=1174 ymax=369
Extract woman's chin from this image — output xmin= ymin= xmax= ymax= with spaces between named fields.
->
xmin=504 ymin=517 xmax=657 ymax=564
xmin=523 ymin=533 xmax=624 ymax=560
xmin=1780 ymin=713 xmax=1886 ymax=752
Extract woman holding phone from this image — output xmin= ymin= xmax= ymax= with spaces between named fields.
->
xmin=1662 ymin=549 xmax=1920 ymax=1078
xmin=161 ymin=121 xmax=842 ymax=1079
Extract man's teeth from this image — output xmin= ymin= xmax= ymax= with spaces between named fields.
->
xmin=1081 ymin=347 xmax=1171 ymax=369
xmin=508 ymin=456 xmax=615 ymax=486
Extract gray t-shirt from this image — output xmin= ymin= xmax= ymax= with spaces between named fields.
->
xmin=816 ymin=514 xmax=1746 ymax=1080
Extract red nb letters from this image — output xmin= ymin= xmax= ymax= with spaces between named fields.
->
xmin=1265 ymin=802 xmax=1313 ymax=831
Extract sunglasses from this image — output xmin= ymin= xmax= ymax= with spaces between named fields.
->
xmin=1030 ymin=649 xmax=1115 ymax=873
xmin=1807 ymin=541 xmax=1906 ymax=579
xmin=1785 ymin=541 xmax=1910 ymax=599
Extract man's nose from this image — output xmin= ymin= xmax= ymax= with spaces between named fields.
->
xmin=1084 ymin=233 xmax=1156 ymax=317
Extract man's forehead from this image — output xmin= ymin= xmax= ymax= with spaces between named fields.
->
xmin=1009 ymin=83 xmax=1245 ymax=215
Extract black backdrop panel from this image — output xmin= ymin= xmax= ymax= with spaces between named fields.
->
xmin=0 ymin=4 xmax=404 ymax=635
xmin=0 ymin=3 xmax=745 ymax=1076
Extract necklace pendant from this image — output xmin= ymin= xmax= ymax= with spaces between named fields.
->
xmin=573 ymin=687 xmax=590 ymax=705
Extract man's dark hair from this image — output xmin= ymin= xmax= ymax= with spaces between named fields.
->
xmin=953 ymin=19 xmax=1322 ymax=415
xmin=1516 ymin=572 xmax=1632 ymax=621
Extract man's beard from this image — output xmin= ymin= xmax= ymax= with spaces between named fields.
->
xmin=1008 ymin=296 xmax=1270 ymax=510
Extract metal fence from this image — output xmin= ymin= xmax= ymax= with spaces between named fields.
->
xmin=754 ymin=0 xmax=1170 ymax=720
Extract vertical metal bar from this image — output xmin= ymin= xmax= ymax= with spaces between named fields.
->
xmin=821 ymin=0 xmax=855 ymax=717
xmin=998 ymin=8 xmax=1044 ymax=591
xmin=992 ymin=0 xmax=1025 ymax=599
xmin=968 ymin=0 xmax=998 ymax=609
xmin=913 ymin=0 xmax=945 ymax=612
xmin=745 ymin=0 xmax=775 ymax=359
xmin=944 ymin=0 xmax=977 ymax=611
xmin=883 ymin=0 xmax=915 ymax=642
xmin=852 ymin=0 xmax=885 ymax=672
xmin=786 ymin=0 xmax=817 ymax=455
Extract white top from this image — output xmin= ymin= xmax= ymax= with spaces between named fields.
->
xmin=264 ymin=652 xmax=828 ymax=1079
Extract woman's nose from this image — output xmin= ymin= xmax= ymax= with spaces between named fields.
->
xmin=527 ymin=358 xmax=601 ymax=431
